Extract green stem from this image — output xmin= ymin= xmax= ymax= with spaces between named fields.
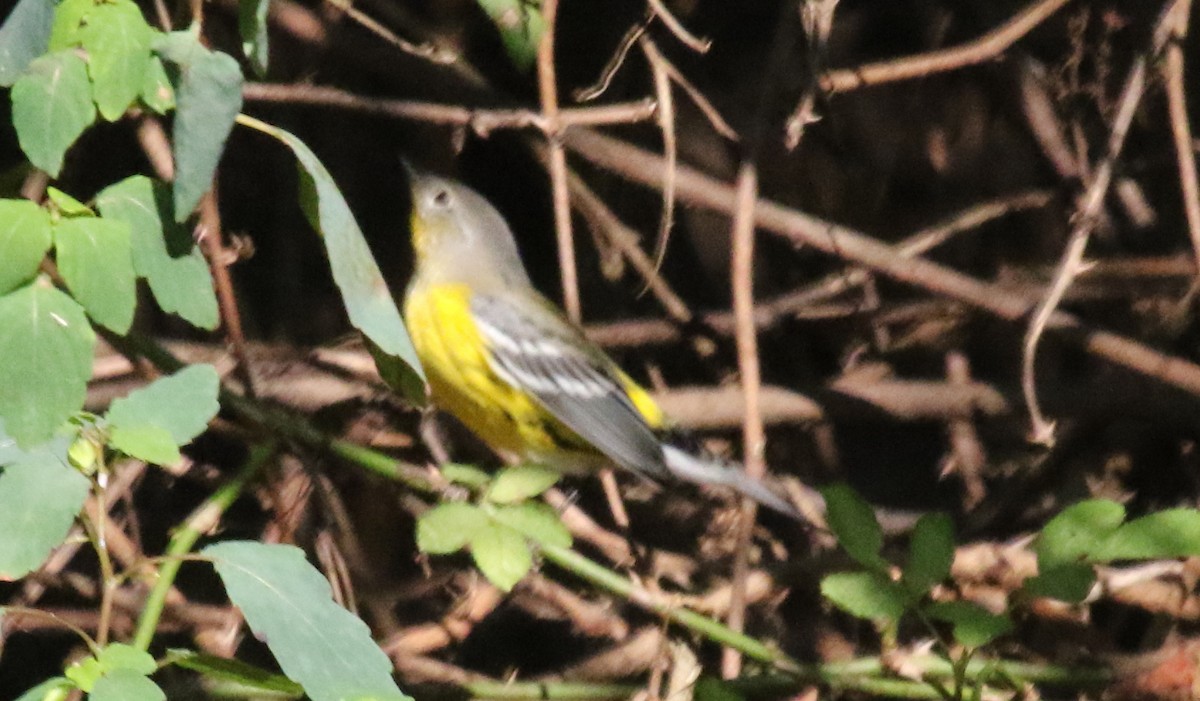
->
xmin=132 ymin=442 xmax=274 ymax=651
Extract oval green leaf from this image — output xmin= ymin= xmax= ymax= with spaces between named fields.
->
xmin=0 ymin=199 xmax=53 ymax=294
xmin=54 ymin=216 xmax=137 ymax=333
xmin=11 ymin=51 xmax=96 ymax=176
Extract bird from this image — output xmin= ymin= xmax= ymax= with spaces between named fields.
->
xmin=401 ymin=168 xmax=801 ymax=519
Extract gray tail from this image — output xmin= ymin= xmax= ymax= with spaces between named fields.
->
xmin=661 ymin=445 xmax=804 ymax=521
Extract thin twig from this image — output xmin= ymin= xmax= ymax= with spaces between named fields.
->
xmin=820 ymin=0 xmax=1073 ymax=93
xmin=1162 ymin=0 xmax=1200 ymax=272
xmin=242 ymin=83 xmax=658 ymax=132
xmin=722 ymin=159 xmax=765 ymax=679
xmin=637 ymin=36 xmax=679 ymax=297
xmin=646 ymin=0 xmax=711 ymax=53
xmin=537 ymin=0 xmax=580 ymax=322
xmin=561 ymin=128 xmax=1200 ymax=398
xmin=1021 ymin=4 xmax=1175 ymax=444
xmin=574 ymin=18 xmax=650 ymax=102
xmin=321 ymin=0 xmax=455 ymax=63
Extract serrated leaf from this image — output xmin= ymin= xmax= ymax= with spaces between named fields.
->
xmin=0 ymin=283 xmax=95 ymax=446
xmin=416 ymin=502 xmax=488 ymax=554
xmin=89 ymin=668 xmax=165 ymax=701
xmin=1022 ymin=562 xmax=1096 ymax=603
xmin=11 ymin=51 xmax=96 ymax=176
xmin=95 ymin=175 xmax=218 ymax=329
xmin=109 ymin=423 xmax=180 ymax=465
xmin=1096 ymin=509 xmax=1200 ymax=562
xmin=79 ymin=0 xmax=154 ymax=121
xmin=54 ymin=216 xmax=137 ymax=333
xmin=105 ymin=364 xmax=220 ymax=444
xmin=0 ymin=0 xmax=55 ymax=86
xmin=166 ymin=649 xmax=305 ymax=696
xmin=485 ymin=464 xmax=560 ymax=503
xmin=203 ymin=541 xmax=411 ymax=701
xmin=0 ymin=199 xmax=53 ymax=294
xmin=46 ymin=187 xmax=92 ymax=216
xmin=904 ymin=513 xmax=954 ymax=595
xmin=13 ymin=676 xmax=73 ymax=701
xmin=491 ymin=502 xmax=570 ymax=548
xmin=1036 ymin=499 xmax=1125 ymax=571
xmin=243 ymin=118 xmax=423 ymax=383
xmin=139 ymin=55 xmax=173 ymax=114
xmin=925 ymin=601 xmax=1012 ymax=649
xmin=469 ymin=521 xmax=531 ymax=592
xmin=821 ymin=484 xmax=887 ymax=571
xmin=238 ymin=0 xmax=270 ymax=75
xmin=474 ymin=0 xmax=545 ymax=70
xmin=97 ymin=643 xmax=157 ymax=675
xmin=0 ymin=449 xmax=90 ymax=580
xmin=157 ymin=32 xmax=243 ymax=218
xmin=440 ymin=463 xmax=491 ymax=488
xmin=820 ymin=571 xmax=906 ymax=623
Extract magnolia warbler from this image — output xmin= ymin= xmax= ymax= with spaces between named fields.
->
xmin=403 ymin=169 xmax=799 ymax=518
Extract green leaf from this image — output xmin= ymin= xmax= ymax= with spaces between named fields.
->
xmin=139 ymin=55 xmax=174 ymax=114
xmin=65 ymin=657 xmax=102 ymax=692
xmin=203 ymin=542 xmax=411 ymax=701
xmin=97 ymin=643 xmax=157 ymax=675
xmin=820 ymin=571 xmax=907 ymax=624
xmin=155 ymin=32 xmax=243 ymax=218
xmin=79 ymin=0 xmax=154 ymax=121
xmin=46 ymin=187 xmax=93 ymax=216
xmin=11 ymin=51 xmax=96 ymax=176
xmin=0 ymin=283 xmax=95 ymax=446
xmin=0 ymin=0 xmax=55 ymax=86
xmin=54 ymin=216 xmax=137 ymax=333
xmin=485 ymin=464 xmax=560 ymax=503
xmin=1036 ymin=499 xmax=1125 ymax=570
xmin=48 ymin=0 xmax=93 ymax=51
xmin=903 ymin=513 xmax=954 ymax=595
xmin=365 ymin=335 xmax=426 ymax=406
xmin=490 ymin=502 xmax=571 ymax=548
xmin=243 ymin=118 xmax=423 ymax=382
xmin=13 ymin=676 xmax=73 ymax=701
xmin=0 ymin=199 xmax=53 ymax=294
xmin=109 ymin=423 xmax=180 ymax=465
xmin=693 ymin=677 xmax=746 ymax=701
xmin=440 ymin=463 xmax=491 ymax=488
xmin=474 ymin=0 xmax=545 ymax=70
xmin=166 ymin=649 xmax=305 ymax=696
xmin=0 ymin=449 xmax=91 ymax=580
xmin=469 ymin=521 xmax=532 ymax=592
xmin=1096 ymin=509 xmax=1200 ymax=561
xmin=89 ymin=668 xmax=165 ymax=701
xmin=925 ymin=601 xmax=1012 ymax=649
xmin=95 ymin=175 xmax=218 ymax=329
xmin=416 ymin=502 xmax=488 ymax=554
xmin=1022 ymin=562 xmax=1096 ymax=603
xmin=821 ymin=484 xmax=886 ymax=571
xmin=238 ymin=0 xmax=270 ymax=76
xmin=105 ymin=364 xmax=220 ymax=444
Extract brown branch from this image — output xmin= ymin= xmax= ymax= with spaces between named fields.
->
xmin=561 ymin=127 xmax=1200 ymax=400
xmin=819 ymin=0 xmax=1074 ymax=93
xmin=1162 ymin=0 xmax=1200 ymax=273
xmin=537 ymin=0 xmax=580 ymax=323
xmin=646 ymin=0 xmax=711 ymax=53
xmin=241 ymin=83 xmax=657 ymax=133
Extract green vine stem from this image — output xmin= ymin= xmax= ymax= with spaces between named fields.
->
xmin=116 ymin=333 xmax=1112 ymax=695
xmin=132 ymin=442 xmax=275 ymax=650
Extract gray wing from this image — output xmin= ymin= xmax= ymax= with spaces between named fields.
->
xmin=470 ymin=293 xmax=668 ymax=480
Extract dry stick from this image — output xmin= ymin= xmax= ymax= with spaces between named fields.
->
xmin=321 ymin=0 xmax=453 ymax=63
xmin=561 ymin=128 xmax=1200 ymax=398
xmin=646 ymin=0 xmax=711 ymax=53
xmin=537 ymin=0 xmax=580 ymax=325
xmin=721 ymin=160 xmax=765 ymax=680
xmin=1021 ymin=5 xmax=1175 ymax=445
xmin=638 ymin=36 xmax=680 ymax=294
xmin=242 ymin=82 xmax=657 ymax=133
xmin=1162 ymin=0 xmax=1200 ymax=272
xmin=820 ymin=0 xmax=1073 ymax=93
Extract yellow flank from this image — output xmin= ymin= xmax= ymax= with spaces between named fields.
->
xmin=405 ymin=282 xmax=589 ymax=459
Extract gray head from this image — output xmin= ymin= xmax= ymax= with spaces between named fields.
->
xmin=407 ymin=170 xmax=531 ymax=289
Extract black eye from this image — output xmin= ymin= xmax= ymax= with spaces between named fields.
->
xmin=432 ymin=190 xmax=450 ymax=207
